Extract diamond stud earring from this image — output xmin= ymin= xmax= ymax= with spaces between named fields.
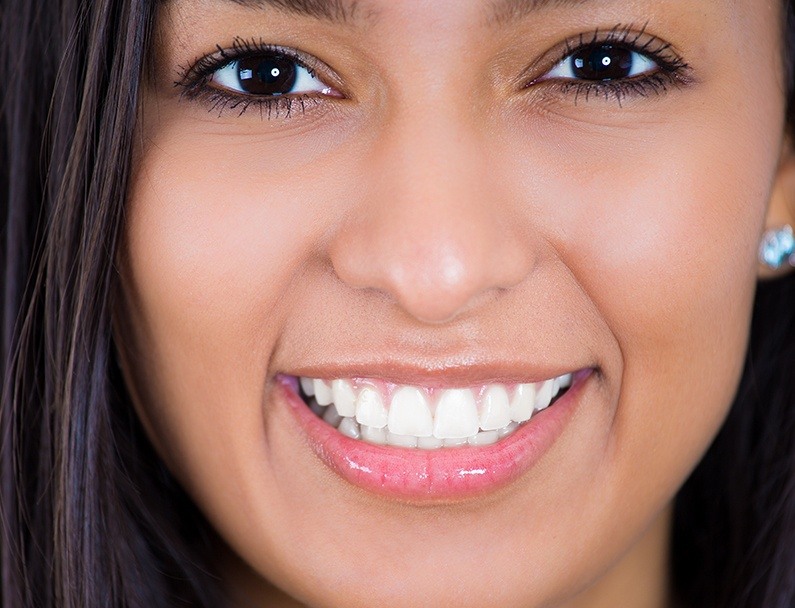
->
xmin=759 ymin=225 xmax=795 ymax=269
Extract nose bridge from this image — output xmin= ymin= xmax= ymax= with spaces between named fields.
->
xmin=329 ymin=105 xmax=535 ymax=324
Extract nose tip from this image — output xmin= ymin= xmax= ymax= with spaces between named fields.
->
xmin=328 ymin=109 xmax=536 ymax=325
xmin=330 ymin=202 xmax=535 ymax=324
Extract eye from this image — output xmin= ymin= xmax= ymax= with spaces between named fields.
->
xmin=210 ymin=52 xmax=330 ymax=96
xmin=544 ymin=44 xmax=658 ymax=81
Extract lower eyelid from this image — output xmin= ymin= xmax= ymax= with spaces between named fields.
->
xmin=209 ymin=59 xmax=330 ymax=97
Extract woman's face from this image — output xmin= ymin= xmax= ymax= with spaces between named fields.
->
xmin=118 ymin=1 xmax=788 ymax=606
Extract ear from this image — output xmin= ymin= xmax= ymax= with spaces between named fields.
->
xmin=759 ymin=141 xmax=795 ymax=279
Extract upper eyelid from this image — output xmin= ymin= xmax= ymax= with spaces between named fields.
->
xmin=565 ymin=26 xmax=685 ymax=67
xmin=172 ymin=25 xmax=692 ymax=110
xmin=174 ymin=38 xmax=337 ymax=94
xmin=531 ymin=23 xmax=691 ymax=82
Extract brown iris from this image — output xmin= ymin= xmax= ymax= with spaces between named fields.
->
xmin=236 ymin=54 xmax=298 ymax=95
xmin=570 ymin=45 xmax=634 ymax=80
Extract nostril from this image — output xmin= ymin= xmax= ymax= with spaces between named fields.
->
xmin=330 ymin=225 xmax=536 ymax=324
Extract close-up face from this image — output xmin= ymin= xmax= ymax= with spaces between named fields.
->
xmin=115 ymin=0 xmax=788 ymax=606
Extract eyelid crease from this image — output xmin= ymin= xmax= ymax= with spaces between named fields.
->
xmin=520 ymin=22 xmax=694 ymax=106
xmin=173 ymin=36 xmax=345 ymax=119
xmin=526 ymin=22 xmax=692 ymax=85
xmin=174 ymin=36 xmax=340 ymax=96
xmin=173 ymin=22 xmax=694 ymax=118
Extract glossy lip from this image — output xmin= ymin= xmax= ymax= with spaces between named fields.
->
xmin=277 ymin=368 xmax=593 ymax=502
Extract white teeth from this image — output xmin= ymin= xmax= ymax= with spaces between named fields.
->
xmin=361 ymin=424 xmax=387 ymax=445
xmin=417 ymin=436 xmax=443 ymax=449
xmin=322 ymin=403 xmax=342 ymax=427
xmin=331 ymin=379 xmax=356 ymax=417
xmin=480 ymin=385 xmax=511 ymax=431
xmin=534 ymin=379 xmax=555 ymax=412
xmin=355 ymin=387 xmax=388 ymax=429
xmin=300 ymin=377 xmax=316 ymax=397
xmin=498 ymin=422 xmax=519 ymax=438
xmin=444 ymin=437 xmax=470 ymax=447
xmin=388 ymin=387 xmax=433 ymax=438
xmin=433 ymin=389 xmax=479 ymax=439
xmin=387 ymin=432 xmax=418 ymax=448
xmin=510 ymin=383 xmax=536 ymax=423
xmin=299 ymin=370 xmax=575 ymax=449
xmin=314 ymin=379 xmax=333 ymax=406
xmin=469 ymin=430 xmax=499 ymax=446
xmin=338 ymin=417 xmax=361 ymax=440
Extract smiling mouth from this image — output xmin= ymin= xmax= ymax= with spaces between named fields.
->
xmin=296 ymin=373 xmax=573 ymax=449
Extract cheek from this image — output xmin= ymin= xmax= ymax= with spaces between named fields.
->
xmin=497 ymin=94 xmax=781 ymax=511
xmin=570 ymin=136 xmax=761 ymax=497
xmin=119 ymin=124 xmax=334 ymax=492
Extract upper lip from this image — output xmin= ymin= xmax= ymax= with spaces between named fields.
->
xmin=283 ymin=360 xmax=592 ymax=388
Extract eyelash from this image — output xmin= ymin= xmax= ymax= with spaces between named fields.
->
xmin=176 ymin=37 xmax=330 ymax=118
xmin=175 ymin=25 xmax=691 ymax=118
xmin=534 ymin=24 xmax=692 ymax=105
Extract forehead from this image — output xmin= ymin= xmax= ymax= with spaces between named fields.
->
xmin=166 ymin=0 xmax=700 ymax=28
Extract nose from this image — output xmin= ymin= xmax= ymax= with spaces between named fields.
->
xmin=329 ymin=110 xmax=537 ymax=325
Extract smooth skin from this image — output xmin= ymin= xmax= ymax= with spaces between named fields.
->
xmin=116 ymin=0 xmax=793 ymax=606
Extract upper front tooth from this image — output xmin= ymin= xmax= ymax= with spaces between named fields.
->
xmin=331 ymin=379 xmax=356 ymax=417
xmin=534 ymin=379 xmax=554 ymax=411
xmin=355 ymin=387 xmax=388 ymax=429
xmin=388 ymin=387 xmax=433 ymax=437
xmin=479 ymin=385 xmax=511 ymax=431
xmin=433 ymin=389 xmax=479 ymax=439
xmin=314 ymin=379 xmax=333 ymax=406
xmin=510 ymin=383 xmax=536 ymax=423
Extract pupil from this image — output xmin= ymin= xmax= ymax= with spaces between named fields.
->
xmin=237 ymin=54 xmax=297 ymax=95
xmin=571 ymin=45 xmax=633 ymax=81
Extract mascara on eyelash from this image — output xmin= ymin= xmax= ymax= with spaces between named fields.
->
xmin=556 ymin=23 xmax=691 ymax=75
xmin=175 ymin=24 xmax=693 ymax=117
xmin=173 ymin=37 xmax=334 ymax=119
xmin=529 ymin=22 xmax=693 ymax=106
xmin=175 ymin=37 xmax=323 ymax=93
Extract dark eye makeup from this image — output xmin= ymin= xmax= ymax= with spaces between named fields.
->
xmin=175 ymin=37 xmax=338 ymax=118
xmin=174 ymin=24 xmax=691 ymax=119
xmin=530 ymin=24 xmax=692 ymax=105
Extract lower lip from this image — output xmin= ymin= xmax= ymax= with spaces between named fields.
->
xmin=278 ymin=371 xmax=591 ymax=502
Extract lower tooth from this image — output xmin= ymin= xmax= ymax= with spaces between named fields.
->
xmin=387 ymin=432 xmax=418 ymax=448
xmin=309 ymin=400 xmax=325 ymax=416
xmin=469 ymin=430 xmax=499 ymax=446
xmin=417 ymin=436 xmax=443 ymax=450
xmin=361 ymin=425 xmax=387 ymax=445
xmin=322 ymin=404 xmax=342 ymax=427
xmin=444 ymin=437 xmax=470 ymax=447
xmin=498 ymin=422 xmax=519 ymax=438
xmin=338 ymin=417 xmax=361 ymax=439
xmin=318 ymin=406 xmax=527 ymax=446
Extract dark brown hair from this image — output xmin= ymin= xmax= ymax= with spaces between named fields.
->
xmin=1 ymin=1 xmax=795 ymax=606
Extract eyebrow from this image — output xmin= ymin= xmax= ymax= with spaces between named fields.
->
xmin=221 ymin=0 xmax=591 ymax=26
xmin=487 ymin=0 xmax=592 ymax=26
xmin=224 ymin=0 xmax=372 ymax=23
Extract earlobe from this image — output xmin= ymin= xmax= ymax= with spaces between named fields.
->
xmin=759 ymin=144 xmax=795 ymax=279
